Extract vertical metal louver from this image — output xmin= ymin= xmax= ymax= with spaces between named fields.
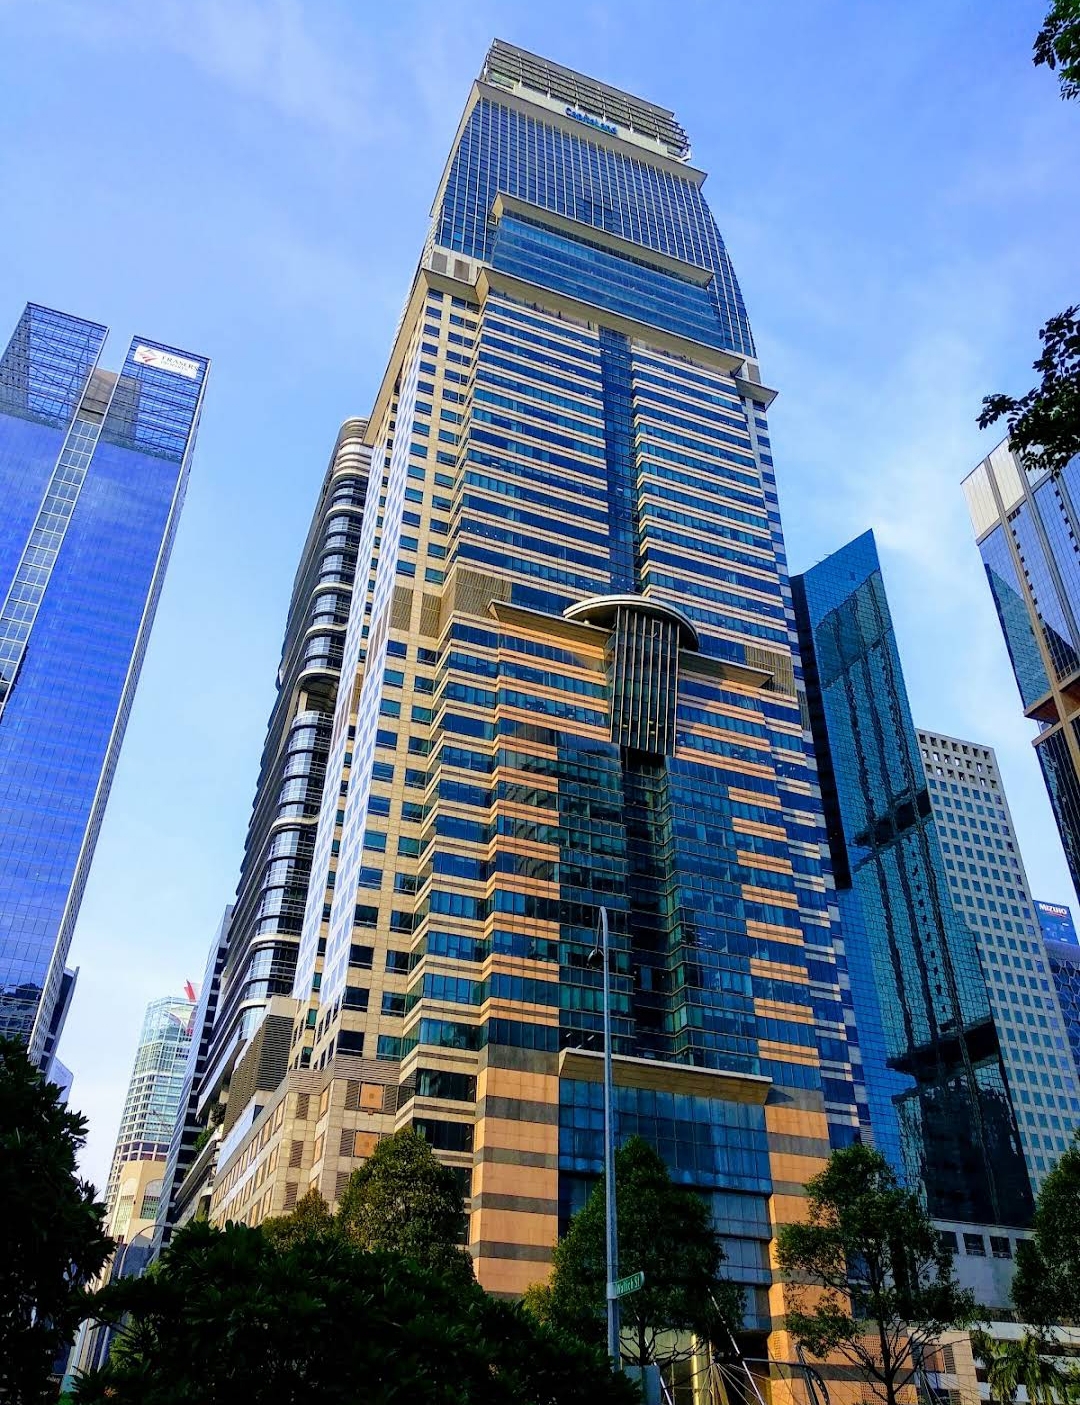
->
xmin=606 ymin=605 xmax=681 ymax=756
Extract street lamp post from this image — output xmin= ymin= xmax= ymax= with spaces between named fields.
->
xmin=591 ymin=905 xmax=621 ymax=1371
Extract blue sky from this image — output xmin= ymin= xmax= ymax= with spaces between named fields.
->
xmin=1 ymin=0 xmax=1077 ymax=1190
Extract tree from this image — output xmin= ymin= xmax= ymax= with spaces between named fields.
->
xmin=262 ymin=1187 xmax=337 ymax=1252
xmin=1011 ymin=1132 xmax=1080 ymax=1328
xmin=978 ymin=307 xmax=1080 ymax=476
xmin=525 ymin=1135 xmax=742 ymax=1369
xmin=1034 ymin=0 xmax=1080 ymax=102
xmin=968 ymin=1137 xmax=1080 ymax=1405
xmin=0 ymin=1037 xmax=112 ymax=1404
xmin=775 ymin=1142 xmax=976 ymax=1405
xmin=72 ymin=1215 xmax=637 ymax=1405
xmin=971 ymin=1329 xmax=1079 ymax=1405
xmin=336 ymin=1126 xmax=474 ymax=1285
xmin=978 ymin=4 xmax=1080 ymax=466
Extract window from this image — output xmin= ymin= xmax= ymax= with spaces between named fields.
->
xmin=990 ymin=1236 xmax=1012 ymax=1259
xmin=414 ymin=1118 xmax=473 ymax=1153
xmin=416 ymin=1068 xmax=476 ymax=1102
xmin=963 ymin=1233 xmax=986 ymax=1256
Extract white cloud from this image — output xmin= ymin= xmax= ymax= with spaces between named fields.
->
xmin=13 ymin=0 xmax=376 ymax=139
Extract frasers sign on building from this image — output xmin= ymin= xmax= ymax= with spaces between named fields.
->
xmin=132 ymin=345 xmax=201 ymax=380
xmin=565 ymin=106 xmax=618 ymax=138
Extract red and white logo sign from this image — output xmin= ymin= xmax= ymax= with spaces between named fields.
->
xmin=133 ymin=344 xmax=200 ymax=380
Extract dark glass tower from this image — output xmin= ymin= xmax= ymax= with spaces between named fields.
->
xmin=963 ymin=442 xmax=1080 ymax=907
xmin=1045 ymin=938 xmax=1080 ymax=1084
xmin=793 ymin=530 xmax=1033 ymax=1225
xmin=0 ymin=304 xmax=207 ymax=1066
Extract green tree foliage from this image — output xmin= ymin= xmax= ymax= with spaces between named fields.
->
xmin=971 ymin=1329 xmax=1080 ymax=1405
xmin=978 ymin=307 xmax=1080 ymax=475
xmin=72 ymin=1216 xmax=637 ymax=1405
xmin=336 ymin=1126 xmax=474 ymax=1285
xmin=1034 ymin=0 xmax=1080 ymax=102
xmin=970 ymin=1135 xmax=1080 ymax=1405
xmin=261 ymin=1187 xmax=337 ymax=1252
xmin=0 ymin=1037 xmax=112 ymax=1404
xmin=525 ymin=1135 xmax=742 ymax=1368
xmin=775 ymin=1142 xmax=976 ymax=1405
xmin=978 ymin=4 xmax=1080 ymax=465
xmin=1012 ymin=1135 xmax=1080 ymax=1328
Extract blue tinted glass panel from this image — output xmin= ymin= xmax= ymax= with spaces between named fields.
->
xmin=0 ymin=316 xmax=206 ymax=1047
xmin=981 ymin=525 xmax=1050 ymax=708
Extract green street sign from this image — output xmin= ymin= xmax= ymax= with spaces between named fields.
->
xmin=613 ymin=1270 xmax=645 ymax=1298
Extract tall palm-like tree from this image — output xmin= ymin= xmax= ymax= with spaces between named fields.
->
xmin=972 ymin=1329 xmax=1080 ymax=1405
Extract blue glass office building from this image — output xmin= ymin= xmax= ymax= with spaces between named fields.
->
xmin=0 ymin=304 xmax=207 ymax=1065
xmin=793 ymin=531 xmax=1033 ymax=1225
xmin=963 ymin=443 xmax=1080 ymax=907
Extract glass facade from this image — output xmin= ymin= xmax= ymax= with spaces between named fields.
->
xmin=154 ymin=906 xmax=231 ymax=1250
xmin=0 ymin=305 xmax=207 ymax=1063
xmin=1044 ymin=938 xmax=1080 ymax=1085
xmin=917 ymin=731 xmax=1079 ymax=1186
xmin=148 ymin=425 xmax=371 ymax=1246
xmin=793 ymin=532 xmax=1033 ymax=1225
xmin=104 ymin=993 xmax=196 ymax=1223
xmin=963 ymin=444 xmax=1080 ymax=906
xmin=199 ymin=421 xmax=370 ymax=1107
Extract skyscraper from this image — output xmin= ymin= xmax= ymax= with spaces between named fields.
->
xmin=792 ymin=531 xmax=1033 ymax=1226
xmin=68 ymin=990 xmax=195 ymax=1380
xmin=152 ymin=422 xmax=370 ymax=1243
xmin=0 ymin=304 xmax=208 ymax=1066
xmin=198 ymin=40 xmax=863 ymax=1354
xmin=198 ymin=419 xmax=369 ymax=1110
xmin=154 ymin=906 xmax=231 ymax=1247
xmin=103 ymin=992 xmax=196 ymax=1239
xmin=962 ymin=441 xmax=1080 ymax=906
xmin=915 ymin=730 xmax=1079 ymax=1184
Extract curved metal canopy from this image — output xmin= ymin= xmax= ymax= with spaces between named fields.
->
xmin=563 ymin=593 xmax=699 ymax=650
